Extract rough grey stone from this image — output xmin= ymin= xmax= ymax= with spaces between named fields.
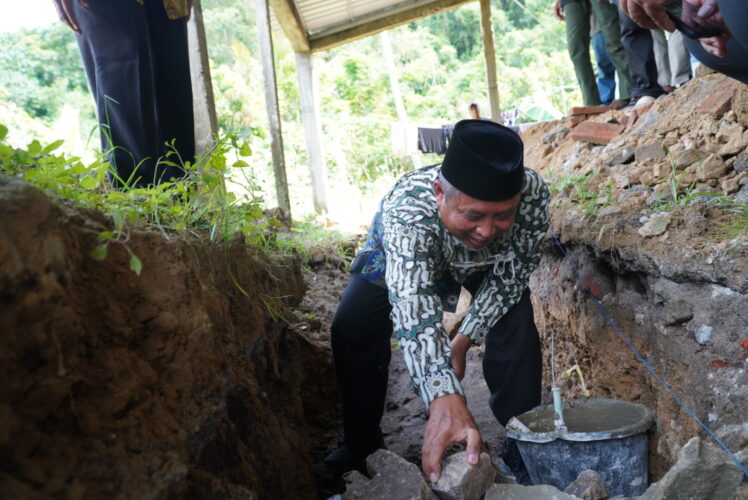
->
xmin=563 ymin=469 xmax=610 ymax=500
xmin=341 ymin=449 xmax=437 ymax=500
xmin=674 ymin=149 xmax=703 ymax=169
xmin=484 ymin=483 xmax=577 ymax=499
xmin=638 ymin=437 xmax=743 ymax=500
xmin=639 ymin=212 xmax=671 ymax=237
xmin=694 ymin=324 xmax=714 ymax=345
xmin=634 ymin=111 xmax=660 ymax=135
xmin=432 ymin=452 xmax=495 ymax=500
xmin=635 ymin=143 xmax=667 ymax=162
xmin=609 ymin=148 xmax=635 ymax=166
xmin=543 ymin=126 xmax=570 ymax=144
xmin=734 ymin=154 xmax=748 ymax=174
xmin=663 ymin=300 xmax=693 ymax=326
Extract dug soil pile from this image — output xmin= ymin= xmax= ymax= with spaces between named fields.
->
xmin=0 ymin=176 xmax=339 ymax=499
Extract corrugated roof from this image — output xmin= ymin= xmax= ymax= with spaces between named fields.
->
xmin=297 ymin=0 xmax=407 ymax=34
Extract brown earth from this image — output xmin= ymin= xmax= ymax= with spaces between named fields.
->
xmin=0 ymin=176 xmax=338 ymax=499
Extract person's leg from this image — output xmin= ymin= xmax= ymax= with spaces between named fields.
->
xmin=73 ymin=0 xmax=161 ymax=187
xmin=482 ymin=288 xmax=542 ymax=484
xmin=144 ymin=0 xmax=194 ymax=182
xmin=591 ymin=31 xmax=617 ymax=105
xmin=651 ymin=30 xmax=673 ymax=89
xmin=617 ymin=9 xmax=664 ymax=99
xmin=592 ymin=0 xmax=633 ymax=101
xmin=564 ymin=1 xmax=601 ymax=106
xmin=668 ymin=31 xmax=692 ymax=87
xmin=330 ymin=275 xmax=393 ymax=467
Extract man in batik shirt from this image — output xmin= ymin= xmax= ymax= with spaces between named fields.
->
xmin=327 ymin=120 xmax=550 ymax=485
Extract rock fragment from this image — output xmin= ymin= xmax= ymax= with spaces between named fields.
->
xmin=341 ymin=449 xmax=436 ymax=500
xmin=638 ymin=437 xmax=743 ymax=500
xmin=639 ymin=212 xmax=671 ymax=237
xmin=432 ymin=452 xmax=495 ymax=500
xmin=635 ymin=143 xmax=667 ymax=162
xmin=696 ymin=154 xmax=729 ymax=182
xmin=484 ymin=483 xmax=577 ymax=499
xmin=563 ymin=469 xmax=609 ymax=500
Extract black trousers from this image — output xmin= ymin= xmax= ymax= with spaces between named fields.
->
xmin=74 ymin=0 xmax=194 ymax=187
xmin=330 ymin=273 xmax=542 ymax=461
xmin=684 ymin=0 xmax=748 ymax=85
xmin=618 ymin=8 xmax=665 ymax=98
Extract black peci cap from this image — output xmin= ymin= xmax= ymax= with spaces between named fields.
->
xmin=441 ymin=119 xmax=525 ymax=201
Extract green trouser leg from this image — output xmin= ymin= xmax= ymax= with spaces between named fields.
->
xmin=590 ymin=0 xmax=633 ymax=100
xmin=563 ymin=1 xmax=600 ymax=106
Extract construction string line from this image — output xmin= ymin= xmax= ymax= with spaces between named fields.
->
xmin=549 ymin=227 xmax=748 ymax=478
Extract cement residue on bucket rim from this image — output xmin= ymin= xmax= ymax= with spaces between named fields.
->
xmin=506 ymin=398 xmax=655 ymax=443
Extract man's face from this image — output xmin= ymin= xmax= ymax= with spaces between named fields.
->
xmin=434 ymin=180 xmax=520 ymax=249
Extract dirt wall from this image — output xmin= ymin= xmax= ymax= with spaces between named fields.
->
xmin=0 ymin=175 xmax=336 ymax=499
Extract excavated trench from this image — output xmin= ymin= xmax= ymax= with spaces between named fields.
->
xmin=2 ymin=72 xmax=748 ymax=498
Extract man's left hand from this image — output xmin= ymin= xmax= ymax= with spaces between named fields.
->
xmin=422 ymin=394 xmax=485 ymax=483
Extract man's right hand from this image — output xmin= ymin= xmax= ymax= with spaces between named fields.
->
xmin=52 ymin=0 xmax=90 ymax=34
xmin=553 ymin=0 xmax=565 ymax=21
xmin=620 ymin=0 xmax=676 ymax=31
xmin=422 ymin=394 xmax=485 ymax=483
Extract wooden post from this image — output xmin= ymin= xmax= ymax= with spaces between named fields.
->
xmin=294 ymin=52 xmax=328 ymax=214
xmin=480 ymin=0 xmax=502 ymax=124
xmin=187 ymin=0 xmax=218 ymax=155
xmin=256 ymin=0 xmax=291 ymax=217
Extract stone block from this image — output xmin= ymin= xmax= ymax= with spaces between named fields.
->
xmin=570 ymin=122 xmax=625 ymax=145
xmin=609 ymin=148 xmax=635 ymax=166
xmin=653 ymin=161 xmax=672 ymax=180
xmin=674 ymin=149 xmax=703 ymax=169
xmin=484 ymin=484 xmax=577 ymax=499
xmin=722 ymin=175 xmax=741 ymax=195
xmin=341 ymin=449 xmax=437 ymax=500
xmin=696 ymin=154 xmax=729 ymax=182
xmin=639 ymin=212 xmax=671 ymax=237
xmin=639 ymin=437 xmax=743 ymax=500
xmin=563 ymin=469 xmax=609 ymax=500
xmin=635 ymin=143 xmax=667 ymax=162
xmin=697 ymin=80 xmax=739 ymax=117
xmin=432 ymin=452 xmax=495 ymax=500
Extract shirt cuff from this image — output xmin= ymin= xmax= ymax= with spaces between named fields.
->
xmin=457 ymin=315 xmax=489 ymax=346
xmin=419 ymin=369 xmax=464 ymax=409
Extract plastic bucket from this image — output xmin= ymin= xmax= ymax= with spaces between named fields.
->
xmin=506 ymin=398 xmax=655 ymax=497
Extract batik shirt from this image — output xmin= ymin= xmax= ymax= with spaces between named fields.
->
xmin=353 ymin=164 xmax=550 ymax=409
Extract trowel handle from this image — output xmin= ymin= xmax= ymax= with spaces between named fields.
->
xmin=552 ymin=387 xmax=565 ymax=426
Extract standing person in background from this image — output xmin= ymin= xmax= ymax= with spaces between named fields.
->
xmin=52 ymin=0 xmax=195 ymax=188
xmin=620 ymin=0 xmax=748 ymax=85
xmin=652 ymin=30 xmax=692 ymax=92
xmin=554 ymin=0 xmax=633 ymax=106
xmin=591 ymin=14 xmax=618 ymax=105
xmin=615 ymin=3 xmax=665 ymax=107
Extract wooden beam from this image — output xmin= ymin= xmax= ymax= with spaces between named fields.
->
xmin=479 ymin=0 xmax=501 ymax=123
xmin=256 ymin=0 xmax=292 ymax=216
xmin=309 ymin=0 xmax=476 ymax=52
xmin=268 ymin=0 xmax=310 ymax=52
xmin=187 ymin=0 xmax=218 ymax=155
xmin=295 ymin=52 xmax=328 ymax=214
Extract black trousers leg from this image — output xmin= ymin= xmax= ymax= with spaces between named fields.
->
xmin=144 ymin=0 xmax=195 ymax=175
xmin=74 ymin=0 xmax=192 ymax=187
xmin=331 ymin=275 xmax=392 ymax=460
xmin=618 ymin=9 xmax=664 ymax=98
xmin=481 ymin=288 xmax=542 ymax=427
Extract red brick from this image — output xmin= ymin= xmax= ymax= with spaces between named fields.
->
xmin=565 ymin=114 xmax=588 ymax=128
xmin=569 ymin=121 xmax=624 ymax=145
xmin=697 ymin=80 xmax=738 ymax=117
xmin=569 ymin=105 xmax=611 ymax=116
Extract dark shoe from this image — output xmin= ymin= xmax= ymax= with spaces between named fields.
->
xmin=500 ymin=438 xmax=533 ymax=486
